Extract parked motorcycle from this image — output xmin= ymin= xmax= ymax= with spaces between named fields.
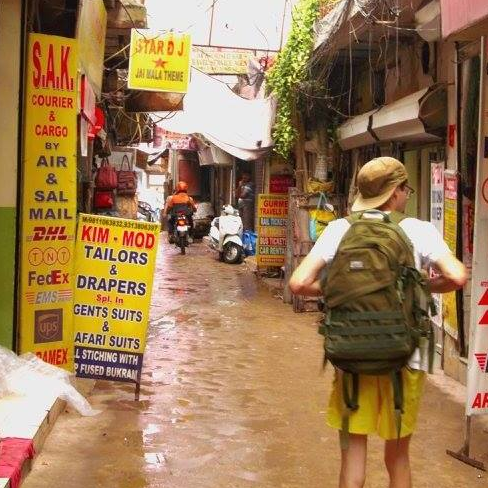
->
xmin=173 ymin=212 xmax=190 ymax=255
xmin=137 ymin=201 xmax=160 ymax=222
xmin=205 ymin=205 xmax=243 ymax=264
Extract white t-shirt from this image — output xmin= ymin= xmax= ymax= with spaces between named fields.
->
xmin=310 ymin=214 xmax=450 ymax=270
xmin=309 ymin=212 xmax=451 ymax=370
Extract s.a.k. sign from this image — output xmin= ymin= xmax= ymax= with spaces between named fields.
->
xmin=128 ymin=30 xmax=191 ymax=93
xmin=20 ymin=34 xmax=78 ymax=371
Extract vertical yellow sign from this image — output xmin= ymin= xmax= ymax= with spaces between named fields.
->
xmin=20 ymin=34 xmax=78 ymax=370
xmin=256 ymin=194 xmax=288 ymax=267
xmin=73 ymin=215 xmax=160 ymax=383
xmin=128 ymin=30 xmax=191 ymax=93
xmin=443 ymin=170 xmax=458 ymax=339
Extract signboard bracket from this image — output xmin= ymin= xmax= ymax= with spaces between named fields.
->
xmin=446 ymin=416 xmax=486 ymax=471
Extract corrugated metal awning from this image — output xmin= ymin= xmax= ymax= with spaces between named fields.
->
xmin=337 ymin=85 xmax=447 ymax=150
xmin=337 ymin=109 xmax=378 ymax=150
xmin=371 ymin=86 xmax=446 ymax=143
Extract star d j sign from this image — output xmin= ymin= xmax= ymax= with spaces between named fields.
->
xmin=128 ymin=30 xmax=192 ymax=94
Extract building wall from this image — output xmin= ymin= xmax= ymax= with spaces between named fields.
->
xmin=384 ymin=41 xmax=435 ymax=105
xmin=441 ymin=0 xmax=488 ymax=38
xmin=0 ymin=0 xmax=22 ymax=350
xmin=438 ymin=40 xmax=475 ymax=385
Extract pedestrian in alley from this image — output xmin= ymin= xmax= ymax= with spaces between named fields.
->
xmin=237 ymin=171 xmax=255 ymax=231
xmin=289 ymin=157 xmax=467 ymax=488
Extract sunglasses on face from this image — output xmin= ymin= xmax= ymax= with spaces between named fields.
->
xmin=404 ymin=184 xmax=415 ymax=197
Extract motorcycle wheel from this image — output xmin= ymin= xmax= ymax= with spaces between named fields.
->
xmin=179 ymin=235 xmax=186 ymax=255
xmin=223 ymin=243 xmax=242 ymax=264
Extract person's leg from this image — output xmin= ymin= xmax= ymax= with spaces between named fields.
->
xmin=187 ymin=212 xmax=194 ymax=237
xmin=339 ymin=433 xmax=368 ymax=488
xmin=384 ymin=436 xmax=412 ymax=488
xmin=167 ymin=215 xmax=175 ymax=242
xmin=378 ymin=369 xmax=425 ymax=488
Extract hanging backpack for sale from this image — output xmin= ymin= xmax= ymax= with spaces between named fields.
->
xmin=95 ymin=158 xmax=117 ymax=190
xmin=117 ymin=154 xmax=137 ymax=196
xmin=319 ymin=210 xmax=435 ymax=446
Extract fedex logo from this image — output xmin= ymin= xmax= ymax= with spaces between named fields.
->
xmin=28 ymin=270 xmax=69 ymax=286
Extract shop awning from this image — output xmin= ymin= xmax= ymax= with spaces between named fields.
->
xmin=336 ymin=85 xmax=446 ymax=150
xmin=153 ymin=68 xmax=276 ymax=161
xmin=371 ymin=85 xmax=446 ymax=143
xmin=196 ymin=140 xmax=234 ymax=167
xmin=337 ymin=110 xmax=378 ymax=150
xmin=415 ymin=0 xmax=441 ymax=42
xmin=371 ymin=85 xmax=446 ymax=142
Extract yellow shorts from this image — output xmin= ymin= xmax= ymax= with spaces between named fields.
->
xmin=327 ymin=368 xmax=425 ymax=440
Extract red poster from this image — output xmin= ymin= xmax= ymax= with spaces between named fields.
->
xmin=269 ymin=175 xmax=295 ymax=194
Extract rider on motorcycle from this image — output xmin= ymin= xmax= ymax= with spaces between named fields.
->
xmin=163 ymin=181 xmax=197 ymax=243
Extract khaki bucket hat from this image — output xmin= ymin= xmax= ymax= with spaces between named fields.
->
xmin=351 ymin=157 xmax=408 ymax=212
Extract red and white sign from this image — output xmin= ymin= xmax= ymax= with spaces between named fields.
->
xmin=153 ymin=126 xmax=196 ymax=150
xmin=80 ymin=75 xmax=96 ymax=126
xmin=466 ymin=53 xmax=488 ymax=415
xmin=269 ymin=175 xmax=295 ymax=194
xmin=482 ymin=178 xmax=488 ymax=204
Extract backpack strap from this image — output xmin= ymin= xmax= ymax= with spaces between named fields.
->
xmin=391 ymin=370 xmax=404 ymax=443
xmin=340 ymin=372 xmax=359 ymax=450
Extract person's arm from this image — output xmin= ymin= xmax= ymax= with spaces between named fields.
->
xmin=429 ymin=253 xmax=467 ymax=293
xmin=162 ymin=196 xmax=172 ymax=217
xmin=289 ymin=253 xmax=327 ymax=296
xmin=415 ymin=221 xmax=468 ymax=293
xmin=289 ymin=219 xmax=347 ymax=296
xmin=189 ymin=197 xmax=197 ymax=212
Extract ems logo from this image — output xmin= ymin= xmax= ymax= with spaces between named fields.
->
xmin=474 ymin=353 xmax=488 ymax=372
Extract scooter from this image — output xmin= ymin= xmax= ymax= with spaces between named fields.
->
xmin=173 ymin=212 xmax=190 ymax=255
xmin=205 ymin=205 xmax=244 ymax=264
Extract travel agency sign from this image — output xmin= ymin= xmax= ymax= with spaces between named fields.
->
xmin=128 ymin=30 xmax=191 ymax=93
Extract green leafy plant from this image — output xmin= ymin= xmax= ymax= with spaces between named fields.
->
xmin=266 ymin=0 xmax=321 ymax=156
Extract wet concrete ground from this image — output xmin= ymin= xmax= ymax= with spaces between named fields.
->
xmin=24 ymin=239 xmax=488 ymax=487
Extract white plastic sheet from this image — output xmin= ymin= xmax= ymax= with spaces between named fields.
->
xmin=153 ymin=68 xmax=276 ymax=161
xmin=0 ymin=346 xmax=99 ymax=416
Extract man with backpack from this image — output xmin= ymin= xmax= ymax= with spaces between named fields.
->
xmin=289 ymin=157 xmax=467 ymax=488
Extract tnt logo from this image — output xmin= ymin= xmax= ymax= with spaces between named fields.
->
xmin=475 ymin=353 xmax=488 ymax=372
xmin=31 ymin=226 xmax=68 ymax=241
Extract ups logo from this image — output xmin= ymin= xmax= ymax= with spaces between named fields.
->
xmin=34 ymin=309 xmax=63 ymax=343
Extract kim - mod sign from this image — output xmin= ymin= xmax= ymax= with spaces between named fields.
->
xmin=128 ymin=30 xmax=191 ymax=93
xmin=73 ymin=215 xmax=159 ymax=387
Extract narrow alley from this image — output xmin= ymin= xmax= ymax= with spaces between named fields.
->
xmin=22 ymin=240 xmax=487 ymax=488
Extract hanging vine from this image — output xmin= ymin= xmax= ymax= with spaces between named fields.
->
xmin=266 ymin=0 xmax=321 ymax=157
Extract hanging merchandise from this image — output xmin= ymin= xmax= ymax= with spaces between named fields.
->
xmin=95 ymin=158 xmax=118 ymax=190
xmin=307 ymin=177 xmax=334 ymax=194
xmin=117 ymin=155 xmax=138 ymax=196
xmin=309 ymin=193 xmax=336 ymax=241
xmin=93 ymin=190 xmax=115 ymax=209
